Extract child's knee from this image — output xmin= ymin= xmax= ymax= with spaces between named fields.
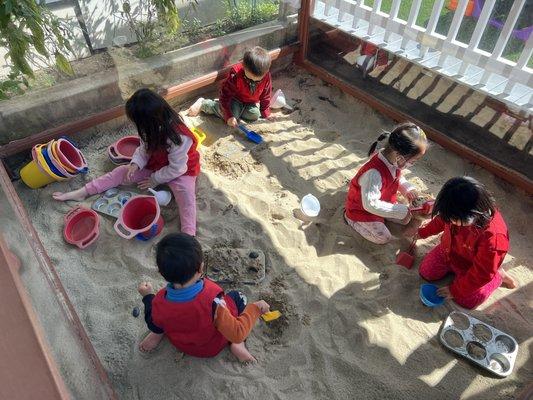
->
xmin=370 ymin=231 xmax=392 ymax=245
xmin=418 ymin=268 xmax=433 ymax=281
xmin=242 ymin=108 xmax=260 ymax=121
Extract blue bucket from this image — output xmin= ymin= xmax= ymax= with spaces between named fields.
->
xmin=419 ymin=284 xmax=445 ymax=307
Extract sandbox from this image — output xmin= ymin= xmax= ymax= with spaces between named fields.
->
xmin=9 ymin=69 xmax=533 ymax=399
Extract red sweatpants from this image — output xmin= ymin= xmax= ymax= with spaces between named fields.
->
xmin=419 ymin=245 xmax=502 ymax=309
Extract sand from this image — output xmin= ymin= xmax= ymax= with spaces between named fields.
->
xmin=15 ymin=68 xmax=532 ymax=399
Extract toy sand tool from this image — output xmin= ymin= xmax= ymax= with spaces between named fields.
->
xmin=261 ymin=311 xmax=282 ymax=322
xmin=238 ymin=124 xmax=263 ymax=144
xmin=410 ymin=200 xmax=435 ymax=215
xmin=396 ymin=237 xmax=417 ymax=269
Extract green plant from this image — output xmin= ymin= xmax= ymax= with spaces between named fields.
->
xmin=0 ymin=0 xmax=74 ymax=99
xmin=184 ymin=17 xmax=204 ymax=42
xmin=223 ymin=0 xmax=279 ymax=31
xmin=120 ymin=0 xmax=198 ymax=57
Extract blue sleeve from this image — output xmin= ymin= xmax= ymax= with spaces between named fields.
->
xmin=142 ymin=294 xmax=164 ymax=334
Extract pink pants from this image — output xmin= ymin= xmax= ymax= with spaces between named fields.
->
xmin=419 ymin=245 xmax=502 ymax=309
xmin=85 ymin=165 xmax=197 ymax=236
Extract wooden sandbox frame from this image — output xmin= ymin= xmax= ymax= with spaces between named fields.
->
xmin=0 ymin=1 xmax=531 ymax=398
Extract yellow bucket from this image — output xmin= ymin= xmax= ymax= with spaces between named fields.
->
xmin=33 ymin=143 xmax=68 ymax=181
xmin=20 ymin=159 xmax=56 ymax=189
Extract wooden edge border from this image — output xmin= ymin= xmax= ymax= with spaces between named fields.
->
xmin=298 ymin=59 xmax=533 ymax=195
xmin=0 ymin=161 xmax=118 ymax=399
xmin=0 ymin=44 xmax=298 ymax=159
xmin=0 ymin=234 xmax=71 ymax=400
xmin=295 ymin=0 xmax=312 ymax=64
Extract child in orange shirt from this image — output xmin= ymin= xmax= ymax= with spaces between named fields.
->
xmin=138 ymin=233 xmax=269 ymax=362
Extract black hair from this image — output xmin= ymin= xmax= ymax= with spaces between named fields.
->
xmin=156 ymin=233 xmax=203 ymax=285
xmin=432 ymin=176 xmax=495 ymax=228
xmin=125 ymin=88 xmax=182 ymax=153
xmin=368 ymin=122 xmax=427 ymax=157
xmin=243 ymin=46 xmax=272 ymax=77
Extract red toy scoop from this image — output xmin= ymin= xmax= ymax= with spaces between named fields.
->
xmin=410 ymin=200 xmax=434 ymax=215
xmin=396 ymin=238 xmax=417 ymax=269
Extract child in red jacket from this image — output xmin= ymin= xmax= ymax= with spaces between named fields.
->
xmin=413 ymin=177 xmax=517 ymax=309
xmin=137 ymin=233 xmax=270 ymax=362
xmin=186 ymin=46 xmax=272 ymax=127
xmin=344 ymin=122 xmax=428 ymax=244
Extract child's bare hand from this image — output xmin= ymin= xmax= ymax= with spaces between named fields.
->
xmin=227 ymin=117 xmax=238 ymax=128
xmin=138 ymin=176 xmax=157 ymax=190
xmin=138 ymin=282 xmax=153 ymax=297
xmin=253 ymin=300 xmax=270 ymax=314
xmin=437 ymin=286 xmax=452 ymax=299
xmin=126 ymin=163 xmax=139 ymax=181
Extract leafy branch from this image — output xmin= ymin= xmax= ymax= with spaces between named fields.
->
xmin=0 ymin=0 xmax=74 ymax=99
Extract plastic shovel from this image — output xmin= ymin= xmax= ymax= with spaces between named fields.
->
xmin=396 ymin=238 xmax=417 ymax=269
xmin=410 ymin=200 xmax=435 ymax=215
xmin=238 ymin=124 xmax=263 ymax=144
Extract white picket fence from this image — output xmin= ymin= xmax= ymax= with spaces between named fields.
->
xmin=312 ymin=0 xmax=533 ymax=112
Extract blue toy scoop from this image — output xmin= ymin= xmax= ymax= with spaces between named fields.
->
xmin=238 ymin=124 xmax=263 ymax=144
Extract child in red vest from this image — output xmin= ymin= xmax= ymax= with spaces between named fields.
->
xmin=413 ymin=177 xmax=517 ymax=309
xmin=186 ymin=46 xmax=272 ymax=127
xmin=137 ymin=233 xmax=269 ymax=362
xmin=53 ymin=88 xmax=200 ymax=236
xmin=344 ymin=122 xmax=428 ymax=244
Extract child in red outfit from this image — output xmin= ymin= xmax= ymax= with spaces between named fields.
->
xmin=186 ymin=46 xmax=272 ymax=127
xmin=53 ymin=89 xmax=200 ymax=236
xmin=138 ymin=233 xmax=270 ymax=362
xmin=344 ymin=122 xmax=428 ymax=244
xmin=413 ymin=177 xmax=517 ymax=309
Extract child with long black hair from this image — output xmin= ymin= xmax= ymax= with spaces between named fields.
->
xmin=413 ymin=176 xmax=517 ymax=309
xmin=53 ymin=88 xmax=200 ymax=236
xmin=344 ymin=122 xmax=428 ymax=244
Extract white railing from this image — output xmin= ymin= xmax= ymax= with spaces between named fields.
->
xmin=312 ymin=0 xmax=533 ymax=112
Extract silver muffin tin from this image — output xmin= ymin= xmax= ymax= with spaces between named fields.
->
xmin=91 ymin=188 xmax=136 ymax=218
xmin=439 ymin=311 xmax=518 ymax=377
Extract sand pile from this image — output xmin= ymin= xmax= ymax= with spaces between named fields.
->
xmin=16 ymin=68 xmax=532 ymax=399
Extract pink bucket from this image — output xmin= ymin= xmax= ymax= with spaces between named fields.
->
xmin=56 ymin=138 xmax=88 ymax=173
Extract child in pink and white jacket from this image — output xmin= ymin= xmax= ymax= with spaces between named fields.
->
xmin=53 ymin=88 xmax=200 ymax=236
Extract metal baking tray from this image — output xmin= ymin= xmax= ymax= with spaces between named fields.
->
xmin=439 ymin=311 xmax=518 ymax=377
xmin=91 ymin=188 xmax=137 ymax=218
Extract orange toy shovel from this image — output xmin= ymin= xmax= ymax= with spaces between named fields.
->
xmin=396 ymin=238 xmax=417 ymax=269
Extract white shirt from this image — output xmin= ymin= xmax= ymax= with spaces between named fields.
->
xmin=358 ymin=151 xmax=414 ymax=220
xmin=131 ymin=135 xmax=193 ymax=184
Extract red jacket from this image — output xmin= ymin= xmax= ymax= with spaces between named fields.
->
xmin=151 ymin=279 xmax=238 ymax=358
xmin=418 ymin=210 xmax=509 ymax=298
xmin=345 ymin=153 xmax=400 ymax=222
xmin=145 ymin=122 xmax=201 ymax=176
xmin=219 ymin=64 xmax=272 ymax=121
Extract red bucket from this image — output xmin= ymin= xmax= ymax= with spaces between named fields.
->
xmin=108 ymin=136 xmax=140 ymax=163
xmin=114 ymin=195 xmax=164 ymax=241
xmin=63 ymin=206 xmax=100 ymax=249
xmin=56 ymin=138 xmax=88 ymax=173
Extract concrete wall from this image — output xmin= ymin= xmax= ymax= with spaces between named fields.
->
xmin=0 ymin=18 xmax=297 ymax=145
